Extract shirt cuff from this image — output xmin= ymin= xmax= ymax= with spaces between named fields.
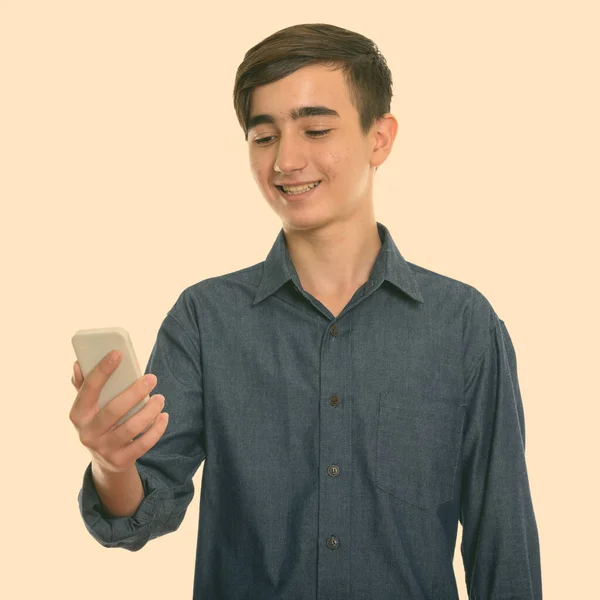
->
xmin=77 ymin=461 xmax=165 ymax=551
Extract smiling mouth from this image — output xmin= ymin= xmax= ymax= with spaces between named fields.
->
xmin=275 ymin=181 xmax=322 ymax=193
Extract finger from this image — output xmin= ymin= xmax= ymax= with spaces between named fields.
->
xmin=115 ymin=412 xmax=169 ymax=465
xmin=70 ymin=350 xmax=122 ymax=425
xmin=108 ymin=393 xmax=165 ymax=450
xmin=88 ymin=372 xmax=157 ymax=437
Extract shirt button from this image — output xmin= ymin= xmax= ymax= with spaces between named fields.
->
xmin=327 ymin=536 xmax=340 ymax=550
xmin=329 ymin=394 xmax=341 ymax=407
xmin=330 ymin=324 xmax=338 ymax=336
xmin=327 ymin=465 xmax=340 ymax=477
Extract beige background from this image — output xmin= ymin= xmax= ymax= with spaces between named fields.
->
xmin=2 ymin=1 xmax=597 ymax=598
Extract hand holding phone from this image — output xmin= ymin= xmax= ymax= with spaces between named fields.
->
xmin=69 ymin=327 xmax=169 ymax=474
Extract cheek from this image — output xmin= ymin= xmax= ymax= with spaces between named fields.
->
xmin=249 ymin=162 xmax=268 ymax=185
xmin=320 ymin=151 xmax=340 ymax=179
xmin=326 ymin=146 xmax=351 ymax=170
xmin=321 ymin=154 xmax=349 ymax=187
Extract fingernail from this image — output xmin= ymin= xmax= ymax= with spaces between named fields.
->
xmin=108 ymin=350 xmax=121 ymax=364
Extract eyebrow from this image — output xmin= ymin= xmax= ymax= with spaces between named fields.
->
xmin=247 ymin=105 xmax=340 ymax=131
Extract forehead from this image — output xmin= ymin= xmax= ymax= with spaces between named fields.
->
xmin=248 ymin=64 xmax=353 ymax=130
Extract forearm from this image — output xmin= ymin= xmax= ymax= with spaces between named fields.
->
xmin=91 ymin=460 xmax=144 ymax=517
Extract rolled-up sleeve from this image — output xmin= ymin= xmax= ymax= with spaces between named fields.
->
xmin=459 ymin=315 xmax=543 ymax=599
xmin=78 ymin=300 xmax=206 ymax=552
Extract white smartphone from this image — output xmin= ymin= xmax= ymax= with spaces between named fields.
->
xmin=71 ymin=326 xmax=151 ymax=429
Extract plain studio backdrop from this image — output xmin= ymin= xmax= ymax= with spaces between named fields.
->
xmin=1 ymin=2 xmax=598 ymax=598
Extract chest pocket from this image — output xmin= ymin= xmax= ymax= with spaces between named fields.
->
xmin=376 ymin=391 xmax=467 ymax=510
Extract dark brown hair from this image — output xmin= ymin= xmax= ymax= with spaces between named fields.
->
xmin=233 ymin=23 xmax=394 ymax=142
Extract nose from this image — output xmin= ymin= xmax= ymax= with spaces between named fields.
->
xmin=273 ymin=135 xmax=308 ymax=175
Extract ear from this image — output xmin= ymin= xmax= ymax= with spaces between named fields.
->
xmin=370 ymin=114 xmax=398 ymax=170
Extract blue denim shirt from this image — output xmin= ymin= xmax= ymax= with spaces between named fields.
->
xmin=78 ymin=221 xmax=542 ymax=599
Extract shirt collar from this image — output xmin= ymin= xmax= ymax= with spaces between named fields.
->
xmin=252 ymin=221 xmax=424 ymax=306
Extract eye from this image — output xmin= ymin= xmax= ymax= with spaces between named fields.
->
xmin=253 ymin=129 xmax=333 ymax=145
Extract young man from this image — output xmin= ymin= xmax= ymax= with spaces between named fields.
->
xmin=72 ymin=23 xmax=542 ymax=599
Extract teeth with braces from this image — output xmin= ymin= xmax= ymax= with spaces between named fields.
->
xmin=281 ymin=181 xmax=320 ymax=194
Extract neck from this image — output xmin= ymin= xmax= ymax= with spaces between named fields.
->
xmin=284 ymin=214 xmax=382 ymax=297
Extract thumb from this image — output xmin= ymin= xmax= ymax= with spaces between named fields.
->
xmin=72 ymin=361 xmax=83 ymax=389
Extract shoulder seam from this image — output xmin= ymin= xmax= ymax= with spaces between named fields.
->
xmin=464 ymin=318 xmax=501 ymax=383
xmin=165 ymin=309 xmax=200 ymax=355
